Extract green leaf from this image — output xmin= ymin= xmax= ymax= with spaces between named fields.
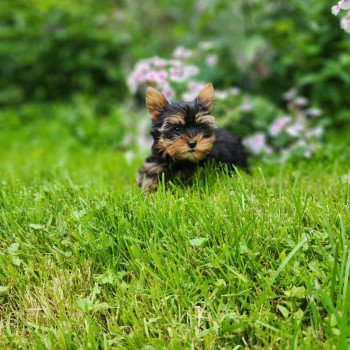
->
xmin=284 ymin=286 xmax=306 ymax=298
xmin=294 ymin=309 xmax=304 ymax=320
xmin=72 ymin=210 xmax=86 ymax=219
xmin=189 ymin=237 xmax=208 ymax=247
xmin=7 ymin=243 xmax=19 ymax=254
xmin=29 ymin=223 xmax=44 ymax=230
xmin=214 ymin=279 xmax=227 ymax=287
xmin=12 ymin=256 xmax=22 ymax=266
xmin=77 ymin=298 xmax=92 ymax=310
xmin=277 ymin=304 xmax=289 ymax=318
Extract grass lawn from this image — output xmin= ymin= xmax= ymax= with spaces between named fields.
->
xmin=0 ymin=118 xmax=350 ymax=349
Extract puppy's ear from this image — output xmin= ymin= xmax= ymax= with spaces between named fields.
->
xmin=146 ymin=87 xmax=169 ymax=119
xmin=197 ymin=83 xmax=215 ymax=111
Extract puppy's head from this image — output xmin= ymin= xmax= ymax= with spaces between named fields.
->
xmin=146 ymin=83 xmax=216 ymax=162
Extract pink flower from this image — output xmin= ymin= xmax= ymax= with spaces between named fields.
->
xmin=305 ymin=108 xmax=322 ymax=118
xmin=135 ymin=61 xmax=150 ymax=73
xmin=339 ymin=0 xmax=350 ymax=10
xmin=182 ymin=81 xmax=204 ymax=100
xmin=156 ymin=70 xmax=168 ymax=83
xmin=169 ymin=67 xmax=184 ymax=82
xmin=282 ymin=88 xmax=297 ymax=101
xmin=332 ymin=4 xmax=341 ymax=15
xmin=188 ymin=81 xmax=205 ymax=93
xmin=243 ymin=133 xmax=271 ymax=155
xmin=269 ymin=116 xmax=291 ymax=136
xmin=240 ymin=99 xmax=253 ymax=113
xmin=127 ymin=76 xmax=138 ymax=93
xmin=307 ymin=127 xmax=324 ymax=138
xmin=294 ymin=97 xmax=309 ymax=107
xmin=215 ymin=90 xmax=228 ymax=100
xmin=163 ymin=87 xmax=175 ymax=100
xmin=183 ymin=65 xmax=200 ymax=78
xmin=340 ymin=12 xmax=350 ymax=32
xmin=173 ymin=46 xmax=193 ymax=59
xmin=286 ymin=122 xmax=304 ymax=137
xmin=169 ymin=59 xmax=182 ymax=68
xmin=206 ymin=54 xmax=218 ymax=66
xmin=150 ymin=57 xmax=167 ymax=68
xmin=231 ymin=87 xmax=241 ymax=96
xmin=294 ymin=139 xmax=307 ymax=148
xmin=332 ymin=2 xmax=350 ymax=33
xmin=145 ymin=71 xmax=157 ymax=82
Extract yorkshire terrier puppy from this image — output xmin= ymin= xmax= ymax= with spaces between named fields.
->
xmin=137 ymin=83 xmax=249 ymax=191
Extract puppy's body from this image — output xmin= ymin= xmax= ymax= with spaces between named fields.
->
xmin=204 ymin=128 xmax=249 ymax=170
xmin=137 ymin=84 xmax=248 ymax=191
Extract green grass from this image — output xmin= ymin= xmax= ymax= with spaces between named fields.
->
xmin=0 ymin=118 xmax=350 ymax=349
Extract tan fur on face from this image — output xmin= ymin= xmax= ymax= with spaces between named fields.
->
xmin=159 ymin=115 xmax=185 ymax=134
xmin=195 ymin=112 xmax=217 ymax=128
xmin=155 ymin=139 xmax=168 ymax=158
xmin=167 ymin=115 xmax=185 ymax=125
xmin=162 ymin=135 xmax=215 ymax=162
xmin=164 ymin=137 xmax=190 ymax=160
xmin=191 ymin=135 xmax=215 ymax=161
xmin=146 ymin=87 xmax=169 ymax=119
xmin=198 ymin=83 xmax=215 ymax=111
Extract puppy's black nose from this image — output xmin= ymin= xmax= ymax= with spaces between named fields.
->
xmin=188 ymin=140 xmax=197 ymax=149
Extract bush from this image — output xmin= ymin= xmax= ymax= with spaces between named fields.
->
xmin=1 ymin=0 xmax=349 ymax=129
xmin=207 ymin=1 xmax=350 ymax=126
xmin=0 ymin=0 xmax=128 ymax=106
xmin=124 ymin=0 xmax=350 ymax=128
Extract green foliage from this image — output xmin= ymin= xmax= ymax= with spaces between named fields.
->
xmin=216 ymin=94 xmax=278 ymax=136
xmin=1 ymin=0 xmax=349 ymax=127
xmin=0 ymin=0 xmax=128 ymax=105
xmin=116 ymin=0 xmax=350 ymax=128
xmin=174 ymin=0 xmax=350 ymax=126
xmin=260 ymin=0 xmax=350 ymax=126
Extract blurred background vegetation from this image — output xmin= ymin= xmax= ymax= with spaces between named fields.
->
xmin=0 ymin=0 xmax=349 ymax=154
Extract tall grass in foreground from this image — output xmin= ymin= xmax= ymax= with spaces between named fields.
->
xmin=0 ymin=121 xmax=350 ymax=349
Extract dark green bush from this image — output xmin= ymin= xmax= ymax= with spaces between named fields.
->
xmin=1 ymin=0 xmax=349 ymax=129
xmin=0 ymin=0 xmax=128 ymax=106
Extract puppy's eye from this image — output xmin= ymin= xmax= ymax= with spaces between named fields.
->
xmin=174 ymin=126 xmax=181 ymax=132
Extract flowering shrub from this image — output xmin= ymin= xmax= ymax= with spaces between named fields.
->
xmin=127 ymin=45 xmax=251 ymax=116
xmin=243 ymin=90 xmax=324 ymax=163
xmin=127 ymin=44 xmax=218 ymax=101
xmin=332 ymin=0 xmax=350 ymax=32
xmin=128 ymin=46 xmax=325 ymax=163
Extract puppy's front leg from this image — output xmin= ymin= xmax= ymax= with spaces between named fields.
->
xmin=137 ymin=158 xmax=166 ymax=192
